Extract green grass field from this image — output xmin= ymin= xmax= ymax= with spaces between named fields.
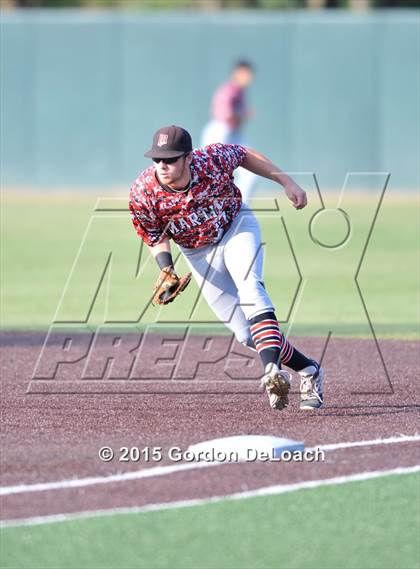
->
xmin=1 ymin=191 xmax=418 ymax=337
xmin=1 ymin=472 xmax=419 ymax=569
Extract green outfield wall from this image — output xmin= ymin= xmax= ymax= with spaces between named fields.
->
xmin=1 ymin=9 xmax=418 ymax=190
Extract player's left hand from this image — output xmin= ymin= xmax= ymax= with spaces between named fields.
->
xmin=284 ymin=183 xmax=307 ymax=210
xmin=152 ymin=266 xmax=192 ymax=305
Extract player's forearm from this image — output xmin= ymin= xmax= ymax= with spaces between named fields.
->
xmin=148 ymin=238 xmax=173 ymax=269
xmin=241 ymin=147 xmax=307 ymax=209
xmin=241 ymin=148 xmax=295 ymax=189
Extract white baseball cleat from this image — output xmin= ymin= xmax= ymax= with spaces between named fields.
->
xmin=260 ymin=364 xmax=291 ymax=411
xmin=299 ymin=361 xmax=324 ymax=410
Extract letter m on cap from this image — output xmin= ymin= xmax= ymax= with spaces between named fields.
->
xmin=157 ymin=134 xmax=168 ymax=147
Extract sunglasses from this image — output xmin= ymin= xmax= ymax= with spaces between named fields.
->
xmin=152 ymin=155 xmax=183 ymax=165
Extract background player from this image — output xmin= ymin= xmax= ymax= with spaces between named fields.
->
xmin=129 ymin=125 xmax=324 ymax=411
xmin=200 ymin=60 xmax=257 ymax=204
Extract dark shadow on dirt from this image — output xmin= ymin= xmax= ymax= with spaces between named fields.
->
xmin=306 ymin=404 xmax=420 ymax=418
xmin=0 ymin=332 xmax=47 ymax=347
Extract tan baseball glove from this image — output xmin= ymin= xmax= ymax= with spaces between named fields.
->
xmin=152 ymin=266 xmax=192 ymax=305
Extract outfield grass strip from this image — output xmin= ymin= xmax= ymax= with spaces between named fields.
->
xmin=3 ymin=194 xmax=419 ymax=337
xmin=1 ymin=465 xmax=419 ymax=529
xmin=1 ymin=433 xmax=419 ymax=497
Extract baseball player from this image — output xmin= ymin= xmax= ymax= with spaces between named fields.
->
xmin=200 ymin=60 xmax=257 ymax=204
xmin=129 ymin=125 xmax=324 ymax=411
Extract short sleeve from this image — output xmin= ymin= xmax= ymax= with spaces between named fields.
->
xmin=129 ymin=189 xmax=166 ymax=247
xmin=207 ymin=143 xmax=247 ymax=175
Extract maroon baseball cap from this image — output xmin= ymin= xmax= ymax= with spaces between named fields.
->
xmin=144 ymin=125 xmax=193 ymax=159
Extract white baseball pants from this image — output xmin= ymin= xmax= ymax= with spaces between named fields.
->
xmin=179 ymin=205 xmax=275 ymax=346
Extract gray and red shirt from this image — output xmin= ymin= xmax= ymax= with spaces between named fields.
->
xmin=129 ymin=143 xmax=247 ymax=249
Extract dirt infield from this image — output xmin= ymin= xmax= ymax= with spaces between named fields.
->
xmin=1 ymin=332 xmax=419 ymax=522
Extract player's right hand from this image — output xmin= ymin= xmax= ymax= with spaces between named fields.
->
xmin=285 ymin=183 xmax=307 ymax=209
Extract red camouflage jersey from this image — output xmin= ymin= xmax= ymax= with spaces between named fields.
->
xmin=129 ymin=143 xmax=247 ymax=249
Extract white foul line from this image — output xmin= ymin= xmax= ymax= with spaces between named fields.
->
xmin=1 ymin=465 xmax=419 ymax=529
xmin=316 ymin=433 xmax=420 ymax=452
xmin=1 ymin=433 xmax=419 ymax=497
xmin=0 ymin=460 xmax=218 ymax=497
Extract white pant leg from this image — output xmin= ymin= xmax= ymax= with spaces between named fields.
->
xmin=200 ymin=120 xmax=232 ymax=147
xmin=235 ymin=166 xmax=258 ymax=205
xmin=222 ymin=206 xmax=274 ymax=320
xmin=180 ymin=242 xmax=251 ymax=344
xmin=233 ymin=135 xmax=258 ymax=205
xmin=200 ymin=122 xmax=258 ymax=204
